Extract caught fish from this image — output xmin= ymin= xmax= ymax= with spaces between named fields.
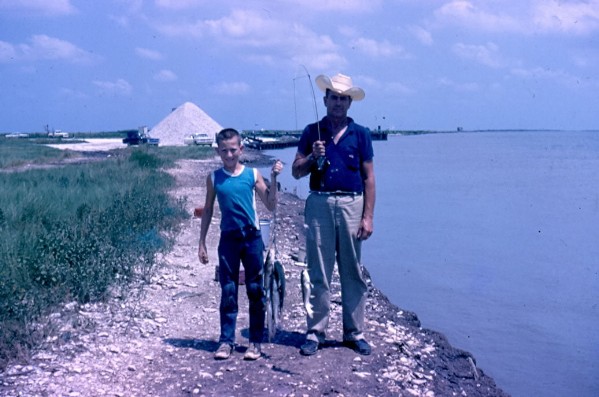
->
xmin=264 ymin=248 xmax=275 ymax=275
xmin=300 ymin=269 xmax=314 ymax=318
xmin=274 ymin=260 xmax=286 ymax=309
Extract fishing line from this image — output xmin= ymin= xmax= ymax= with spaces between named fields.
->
xmin=294 ymin=65 xmax=325 ymax=171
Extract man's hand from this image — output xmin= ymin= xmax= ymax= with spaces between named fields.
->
xmin=312 ymin=140 xmax=326 ymax=158
xmin=357 ymin=217 xmax=373 ymax=241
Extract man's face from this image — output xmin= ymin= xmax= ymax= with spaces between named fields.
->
xmin=324 ymin=91 xmax=352 ymax=118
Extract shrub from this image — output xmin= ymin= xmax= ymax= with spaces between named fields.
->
xmin=0 ymin=149 xmax=189 ymax=368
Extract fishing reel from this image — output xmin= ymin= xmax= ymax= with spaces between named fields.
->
xmin=316 ymin=156 xmax=326 ymax=171
xmin=316 ymin=156 xmax=329 ymax=172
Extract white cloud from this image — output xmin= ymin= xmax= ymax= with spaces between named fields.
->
xmin=154 ymin=69 xmax=177 ymax=82
xmin=93 ymin=79 xmax=133 ymax=96
xmin=157 ymin=9 xmax=282 ymax=45
xmin=59 ymin=87 xmax=88 ymax=99
xmin=288 ymin=27 xmax=346 ymax=71
xmin=293 ymin=51 xmax=347 ymax=72
xmin=109 ymin=0 xmax=145 ymax=27
xmin=409 ymin=25 xmax=434 ymax=46
xmin=279 ymin=0 xmax=381 ymax=12
xmin=349 ymin=37 xmax=408 ymax=58
xmin=109 ymin=14 xmax=131 ymax=27
xmin=510 ymin=66 xmax=598 ymax=88
xmin=438 ymin=77 xmax=480 ymax=92
xmin=136 ymin=47 xmax=164 ymax=60
xmin=16 ymin=35 xmax=94 ymax=63
xmin=571 ymin=54 xmax=592 ymax=68
xmin=155 ymin=0 xmax=205 ymax=9
xmin=532 ymin=0 xmax=599 ymax=35
xmin=0 ymin=0 xmax=76 ymax=15
xmin=212 ymin=81 xmax=251 ymax=95
xmin=359 ymin=75 xmax=413 ymax=95
xmin=155 ymin=9 xmax=346 ymax=70
xmin=386 ymin=81 xmax=414 ymax=95
xmin=435 ymin=1 xmax=520 ymax=32
xmin=434 ymin=0 xmax=599 ymax=35
xmin=0 ymin=41 xmax=17 ymax=62
xmin=453 ymin=42 xmax=504 ymax=68
xmin=203 ymin=9 xmax=285 ymax=46
xmin=114 ymin=0 xmax=143 ymax=13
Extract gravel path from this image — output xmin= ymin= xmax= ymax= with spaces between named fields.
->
xmin=0 ymin=153 xmax=509 ymax=397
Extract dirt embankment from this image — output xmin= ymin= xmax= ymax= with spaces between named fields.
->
xmin=0 ymin=150 xmax=509 ymax=397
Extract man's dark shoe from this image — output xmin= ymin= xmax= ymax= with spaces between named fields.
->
xmin=300 ymin=340 xmax=319 ymax=356
xmin=343 ymin=339 xmax=371 ymax=355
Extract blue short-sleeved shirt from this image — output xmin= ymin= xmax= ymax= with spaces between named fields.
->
xmin=297 ymin=117 xmax=374 ymax=193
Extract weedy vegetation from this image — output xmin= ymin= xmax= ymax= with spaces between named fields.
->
xmin=0 ymin=138 xmax=78 ymax=169
xmin=0 ymin=137 xmax=213 ymax=368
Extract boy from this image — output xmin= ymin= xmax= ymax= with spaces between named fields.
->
xmin=198 ymin=128 xmax=283 ymax=361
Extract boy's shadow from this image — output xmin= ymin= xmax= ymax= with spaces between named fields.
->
xmin=164 ymin=328 xmax=305 ymax=353
xmin=163 ymin=338 xmax=220 ymax=353
xmin=164 ymin=327 xmax=342 ymax=354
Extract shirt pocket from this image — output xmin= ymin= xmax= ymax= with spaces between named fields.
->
xmin=339 ymin=145 xmax=360 ymax=172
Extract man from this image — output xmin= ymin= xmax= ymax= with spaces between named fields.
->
xmin=292 ymin=73 xmax=375 ymax=356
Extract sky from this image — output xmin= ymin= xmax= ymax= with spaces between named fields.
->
xmin=1 ymin=0 xmax=598 ymax=133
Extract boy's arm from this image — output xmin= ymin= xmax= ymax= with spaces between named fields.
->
xmin=255 ymin=161 xmax=283 ymax=212
xmin=198 ymin=174 xmax=216 ymax=264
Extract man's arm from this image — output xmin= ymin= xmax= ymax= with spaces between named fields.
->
xmin=357 ymin=160 xmax=375 ymax=240
xmin=292 ymin=140 xmax=325 ymax=179
xmin=292 ymin=152 xmax=315 ymax=179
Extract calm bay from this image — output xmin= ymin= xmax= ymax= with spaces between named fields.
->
xmin=263 ymin=130 xmax=599 ymax=397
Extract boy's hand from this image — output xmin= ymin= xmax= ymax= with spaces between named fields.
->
xmin=271 ymin=159 xmax=283 ymax=176
xmin=198 ymin=244 xmax=209 ymax=264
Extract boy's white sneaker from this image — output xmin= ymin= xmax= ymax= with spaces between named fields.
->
xmin=214 ymin=343 xmax=233 ymax=360
xmin=243 ymin=343 xmax=262 ymax=360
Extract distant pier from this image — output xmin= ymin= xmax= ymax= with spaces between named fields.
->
xmin=371 ymin=131 xmax=388 ymax=140
xmin=242 ymin=130 xmax=388 ymax=150
xmin=243 ymin=136 xmax=300 ymax=150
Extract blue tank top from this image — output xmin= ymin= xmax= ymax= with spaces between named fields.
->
xmin=212 ymin=166 xmax=259 ymax=232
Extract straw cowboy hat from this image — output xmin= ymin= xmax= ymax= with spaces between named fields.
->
xmin=315 ymin=73 xmax=365 ymax=101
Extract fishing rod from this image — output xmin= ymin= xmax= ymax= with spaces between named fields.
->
xmin=294 ymin=65 xmax=326 ymax=171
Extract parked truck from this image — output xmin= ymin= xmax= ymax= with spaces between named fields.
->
xmin=123 ymin=126 xmax=159 ymax=146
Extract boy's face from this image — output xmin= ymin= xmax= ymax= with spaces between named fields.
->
xmin=216 ymin=137 xmax=243 ymax=171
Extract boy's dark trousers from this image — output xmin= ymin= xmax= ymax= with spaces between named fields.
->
xmin=217 ymin=227 xmax=265 ymax=344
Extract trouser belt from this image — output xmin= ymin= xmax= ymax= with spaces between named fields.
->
xmin=310 ymin=191 xmax=362 ymax=197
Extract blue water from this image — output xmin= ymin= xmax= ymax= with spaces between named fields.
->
xmin=262 ymin=131 xmax=599 ymax=397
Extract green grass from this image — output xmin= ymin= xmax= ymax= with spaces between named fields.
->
xmin=0 ymin=137 xmax=78 ymax=168
xmin=0 ymin=142 xmax=214 ymax=368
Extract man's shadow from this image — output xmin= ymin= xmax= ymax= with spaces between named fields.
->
xmin=164 ymin=328 xmax=343 ymax=355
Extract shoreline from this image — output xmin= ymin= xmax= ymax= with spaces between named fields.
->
xmin=0 ymin=148 xmax=509 ymax=396
xmin=246 ymin=148 xmax=509 ymax=396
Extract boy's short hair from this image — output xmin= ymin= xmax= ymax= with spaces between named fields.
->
xmin=216 ymin=128 xmax=241 ymax=145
